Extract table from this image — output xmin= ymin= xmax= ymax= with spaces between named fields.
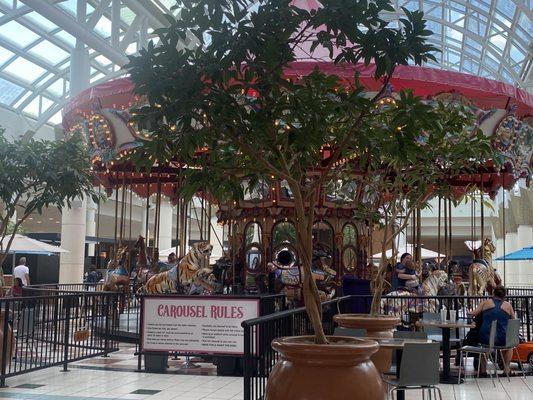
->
xmin=368 ymin=337 xmax=433 ymax=400
xmin=416 ymin=320 xmax=474 ymax=384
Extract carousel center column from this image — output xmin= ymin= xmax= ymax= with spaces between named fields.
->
xmin=59 ymin=32 xmax=91 ymax=284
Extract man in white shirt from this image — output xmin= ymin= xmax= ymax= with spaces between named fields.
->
xmin=13 ymin=257 xmax=30 ymax=286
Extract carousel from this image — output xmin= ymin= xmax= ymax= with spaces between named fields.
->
xmin=62 ymin=62 xmax=533 ymax=312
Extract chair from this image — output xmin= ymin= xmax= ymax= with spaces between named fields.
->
xmin=457 ymin=320 xmax=497 ymax=386
xmin=422 ymin=312 xmax=442 ymax=342
xmin=333 ymin=327 xmax=366 ymax=337
xmin=382 ymin=342 xmax=442 ymax=400
xmin=494 ymin=319 xmax=525 ymax=381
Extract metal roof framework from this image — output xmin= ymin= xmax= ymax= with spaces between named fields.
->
xmin=0 ymin=0 xmax=529 ymax=130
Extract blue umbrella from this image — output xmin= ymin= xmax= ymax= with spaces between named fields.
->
xmin=495 ymin=247 xmax=533 ymax=261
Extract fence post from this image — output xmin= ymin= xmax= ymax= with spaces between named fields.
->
xmin=52 ymin=295 xmax=59 ymax=352
xmin=1 ymin=301 xmax=10 ymax=387
xmin=525 ymin=299 xmax=531 ymax=342
xmin=103 ymin=294 xmax=114 ymax=357
xmin=62 ymin=296 xmax=72 ymax=372
xmin=243 ymin=324 xmax=251 ymax=400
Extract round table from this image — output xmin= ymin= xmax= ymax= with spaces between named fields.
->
xmin=416 ymin=319 xmax=474 ymax=384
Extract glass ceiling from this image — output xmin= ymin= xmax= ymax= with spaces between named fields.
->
xmin=0 ymin=0 xmax=529 ymax=129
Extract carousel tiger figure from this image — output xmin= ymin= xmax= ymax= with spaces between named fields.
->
xmin=467 ymin=238 xmax=500 ymax=296
xmin=142 ymin=242 xmax=215 ymax=295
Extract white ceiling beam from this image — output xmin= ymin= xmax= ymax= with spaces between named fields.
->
xmin=20 ymin=0 xmax=129 ymax=66
xmin=87 ymin=0 xmax=112 ymax=29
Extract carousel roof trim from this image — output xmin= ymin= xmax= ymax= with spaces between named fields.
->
xmin=0 ymin=0 xmax=528 ymax=130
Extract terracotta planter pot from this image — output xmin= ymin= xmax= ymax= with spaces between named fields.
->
xmin=333 ymin=314 xmax=400 ymax=373
xmin=265 ymin=336 xmax=384 ymax=400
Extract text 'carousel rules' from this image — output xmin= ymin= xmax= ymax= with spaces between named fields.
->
xmin=141 ymin=297 xmax=260 ymax=355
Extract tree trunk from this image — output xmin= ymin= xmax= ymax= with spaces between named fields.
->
xmin=290 ymin=183 xmax=328 ymax=345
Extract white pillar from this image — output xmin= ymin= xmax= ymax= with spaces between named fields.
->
xmin=210 ymin=215 xmax=224 ymax=262
xmin=503 ymin=232 xmax=519 ymax=285
xmin=517 ymin=225 xmax=533 ymax=284
xmin=86 ymin=197 xmax=97 ymax=256
xmin=158 ymin=201 xmax=173 ymax=251
xmin=59 ymin=32 xmax=90 ymax=283
xmin=60 ymin=200 xmax=87 ymax=283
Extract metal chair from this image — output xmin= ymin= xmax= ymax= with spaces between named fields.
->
xmin=382 ymin=342 xmax=442 ymax=400
xmin=494 ymin=319 xmax=526 ymax=381
xmin=457 ymin=320 xmax=497 ymax=387
xmin=333 ymin=327 xmax=366 ymax=337
xmin=422 ymin=312 xmax=442 ymax=342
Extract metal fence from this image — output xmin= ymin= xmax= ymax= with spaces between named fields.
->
xmin=0 ymin=290 xmax=119 ymax=386
xmin=242 ymin=294 xmax=533 ymax=400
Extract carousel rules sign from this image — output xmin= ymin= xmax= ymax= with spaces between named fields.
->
xmin=140 ymin=296 xmax=260 ymax=355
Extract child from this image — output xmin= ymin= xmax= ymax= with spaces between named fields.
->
xmin=12 ymin=277 xmax=23 ymax=297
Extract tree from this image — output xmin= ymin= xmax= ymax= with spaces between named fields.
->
xmin=0 ymin=129 xmax=99 ymax=268
xmin=126 ymin=0 xmax=468 ymax=344
xmin=360 ymin=97 xmax=497 ymax=315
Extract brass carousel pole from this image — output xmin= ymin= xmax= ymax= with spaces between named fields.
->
xmin=113 ymin=184 xmax=119 ymax=260
xmin=448 ymin=198 xmax=453 ymax=275
xmin=95 ymin=186 xmax=102 ymax=269
xmin=145 ymin=182 xmax=150 ymax=246
xmin=437 ymin=196 xmax=441 ymax=267
xmin=442 ymin=198 xmax=450 ymax=269
xmin=480 ymin=176 xmax=485 ymax=259
xmin=416 ymin=207 xmax=421 ymax=264
xmin=502 ymin=184 xmax=507 ymax=283
xmin=175 ymin=189 xmax=180 ymax=257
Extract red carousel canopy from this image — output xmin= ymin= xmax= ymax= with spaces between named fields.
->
xmin=62 ymin=62 xmax=532 ymax=130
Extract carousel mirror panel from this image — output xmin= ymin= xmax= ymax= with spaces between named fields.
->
xmin=342 ymin=223 xmax=358 ymax=272
xmin=245 ymin=222 xmax=262 ymax=247
xmin=242 ymin=179 xmax=270 ymax=202
xmin=272 ymin=221 xmax=296 ymax=247
xmin=245 ymin=245 xmax=263 ymax=272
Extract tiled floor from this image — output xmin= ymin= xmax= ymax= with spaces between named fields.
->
xmin=0 ymin=346 xmax=532 ymax=400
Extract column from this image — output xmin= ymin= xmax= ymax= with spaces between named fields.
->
xmin=59 ymin=17 xmax=90 ymax=283
xmin=503 ymin=231 xmax=519 ymax=285
xmin=158 ymin=200 xmax=173 ymax=251
xmin=210 ymin=214 xmax=224 ymax=261
xmin=86 ymin=197 xmax=97 ymax=257
xmin=517 ymin=225 xmax=533 ymax=284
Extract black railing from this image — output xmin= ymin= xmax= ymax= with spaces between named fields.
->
xmin=0 ymin=291 xmax=119 ymax=386
xmin=242 ymin=294 xmax=533 ymax=400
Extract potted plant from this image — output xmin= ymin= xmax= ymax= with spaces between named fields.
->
xmin=125 ymin=0 xmax=476 ymax=398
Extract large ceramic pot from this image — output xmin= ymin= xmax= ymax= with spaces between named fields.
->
xmin=333 ymin=314 xmax=400 ymax=373
xmin=265 ymin=336 xmax=384 ymax=400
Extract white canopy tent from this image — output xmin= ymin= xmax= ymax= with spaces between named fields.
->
xmin=372 ymin=243 xmax=445 ymax=261
xmin=1 ymin=234 xmax=68 ymax=268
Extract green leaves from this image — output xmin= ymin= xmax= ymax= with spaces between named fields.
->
xmin=0 ymin=130 xmax=101 ymax=245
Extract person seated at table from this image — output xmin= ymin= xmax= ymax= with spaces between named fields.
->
xmin=471 ymin=285 xmax=515 ymax=375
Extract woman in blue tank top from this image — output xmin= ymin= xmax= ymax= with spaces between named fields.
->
xmin=471 ymin=286 xmax=515 ymax=374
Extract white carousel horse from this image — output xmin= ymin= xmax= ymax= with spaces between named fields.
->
xmin=466 ymin=238 xmax=500 ymax=295
xmin=381 ymin=270 xmax=449 ymax=315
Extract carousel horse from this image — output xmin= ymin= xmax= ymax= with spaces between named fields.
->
xmin=132 ymin=236 xmax=158 ymax=293
xmin=381 ymin=269 xmax=450 ymax=315
xmin=269 ymin=249 xmax=337 ymax=308
xmin=467 ymin=238 xmax=500 ymax=296
xmin=103 ymin=246 xmax=131 ymax=312
xmin=142 ymin=242 xmax=215 ymax=295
